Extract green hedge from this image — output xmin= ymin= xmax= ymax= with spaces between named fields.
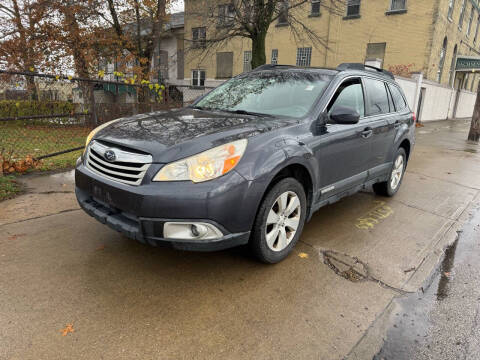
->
xmin=0 ymin=100 xmax=75 ymax=118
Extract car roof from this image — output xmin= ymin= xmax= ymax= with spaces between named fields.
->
xmin=253 ymin=63 xmax=395 ymax=82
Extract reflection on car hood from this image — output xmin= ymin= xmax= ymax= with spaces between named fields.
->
xmin=94 ymin=107 xmax=297 ymax=162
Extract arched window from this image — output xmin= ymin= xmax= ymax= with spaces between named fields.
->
xmin=448 ymin=0 xmax=455 ymax=20
xmin=437 ymin=37 xmax=448 ymax=83
xmin=449 ymin=44 xmax=458 ymax=87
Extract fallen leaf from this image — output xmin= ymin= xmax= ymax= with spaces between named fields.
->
xmin=61 ymin=324 xmax=74 ymax=336
xmin=444 ymin=272 xmax=451 ymax=277
xmin=96 ymin=245 xmax=105 ymax=251
xmin=298 ymin=252 xmax=309 ymax=259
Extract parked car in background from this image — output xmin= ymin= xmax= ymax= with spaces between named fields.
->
xmin=75 ymin=63 xmax=415 ymax=263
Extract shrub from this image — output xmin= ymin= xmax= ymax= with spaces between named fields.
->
xmin=0 ymin=100 xmax=75 ymax=119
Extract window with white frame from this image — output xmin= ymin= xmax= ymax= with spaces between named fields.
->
xmin=467 ymin=6 xmax=474 ymax=36
xmin=448 ymin=0 xmax=455 ymax=20
xmin=311 ymin=0 xmax=321 ymax=16
xmin=437 ymin=37 xmax=447 ymax=83
xmin=346 ymin=0 xmax=361 ymax=17
xmin=474 ymin=15 xmax=480 ymax=43
xmin=244 ymin=51 xmax=252 ymax=72
xmin=192 ymin=27 xmax=206 ymax=48
xmin=192 ymin=70 xmax=206 ymax=87
xmin=271 ymin=49 xmax=278 ymax=64
xmin=459 ymin=0 xmax=466 ymax=29
xmin=296 ymin=47 xmax=312 ymax=67
xmin=390 ymin=0 xmax=406 ymax=11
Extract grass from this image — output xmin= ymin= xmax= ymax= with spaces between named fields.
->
xmin=1 ymin=124 xmax=90 ymax=171
xmin=0 ymin=175 xmax=21 ymax=201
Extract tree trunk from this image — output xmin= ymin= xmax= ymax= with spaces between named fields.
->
xmin=251 ymin=32 xmax=267 ymax=69
xmin=468 ymin=84 xmax=480 ymax=143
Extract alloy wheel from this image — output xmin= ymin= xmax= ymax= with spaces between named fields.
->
xmin=265 ymin=191 xmax=301 ymax=252
xmin=390 ymin=154 xmax=404 ymax=190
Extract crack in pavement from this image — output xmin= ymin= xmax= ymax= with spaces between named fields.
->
xmin=0 ymin=208 xmax=81 ymax=227
xmin=319 ymin=249 xmax=413 ymax=295
xmin=406 ymin=170 xmax=480 ymax=191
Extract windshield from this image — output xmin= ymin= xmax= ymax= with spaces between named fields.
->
xmin=194 ymin=71 xmax=333 ymax=118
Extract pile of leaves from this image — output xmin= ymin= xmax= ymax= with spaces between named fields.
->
xmin=0 ymin=154 xmax=41 ymax=174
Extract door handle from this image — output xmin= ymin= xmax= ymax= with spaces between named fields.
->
xmin=394 ymin=121 xmax=401 ymax=129
xmin=361 ymin=127 xmax=373 ymax=139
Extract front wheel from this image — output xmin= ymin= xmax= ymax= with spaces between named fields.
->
xmin=373 ymin=147 xmax=407 ymax=197
xmin=250 ymin=178 xmax=307 ymax=264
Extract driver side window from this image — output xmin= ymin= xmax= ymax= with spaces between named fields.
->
xmin=327 ymin=79 xmax=365 ymax=123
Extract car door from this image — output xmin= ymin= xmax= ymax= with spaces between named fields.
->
xmin=362 ymin=77 xmax=397 ymax=180
xmin=308 ymin=77 xmax=371 ymax=200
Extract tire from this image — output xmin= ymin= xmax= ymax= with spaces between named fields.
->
xmin=250 ymin=178 xmax=307 ymax=264
xmin=373 ymin=147 xmax=407 ymax=197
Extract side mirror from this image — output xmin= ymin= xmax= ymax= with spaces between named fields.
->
xmin=329 ymin=106 xmax=360 ymax=125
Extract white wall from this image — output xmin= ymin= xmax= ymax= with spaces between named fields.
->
xmin=455 ymin=90 xmax=476 ymax=118
xmin=395 ymin=75 xmax=476 ymax=121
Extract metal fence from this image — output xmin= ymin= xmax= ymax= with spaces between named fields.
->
xmin=0 ymin=70 xmax=214 ymax=174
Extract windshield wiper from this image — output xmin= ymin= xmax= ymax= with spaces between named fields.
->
xmin=221 ymin=109 xmax=273 ymax=117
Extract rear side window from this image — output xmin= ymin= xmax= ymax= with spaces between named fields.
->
xmin=388 ymin=84 xmax=408 ymax=111
xmin=364 ymin=78 xmax=390 ymax=115
xmin=327 ymin=79 xmax=365 ymax=118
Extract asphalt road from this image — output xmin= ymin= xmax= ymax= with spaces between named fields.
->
xmin=1 ymin=119 xmax=479 ymax=359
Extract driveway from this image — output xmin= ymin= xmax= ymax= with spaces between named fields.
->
xmin=1 ymin=119 xmax=479 ymax=360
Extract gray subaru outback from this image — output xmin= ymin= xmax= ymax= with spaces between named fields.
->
xmin=75 ymin=63 xmax=415 ymax=263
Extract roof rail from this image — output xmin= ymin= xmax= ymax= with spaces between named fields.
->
xmin=336 ymin=63 xmax=394 ymax=79
xmin=253 ymin=64 xmax=295 ymax=71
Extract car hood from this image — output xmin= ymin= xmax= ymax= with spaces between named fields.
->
xmin=94 ymin=107 xmax=297 ymax=163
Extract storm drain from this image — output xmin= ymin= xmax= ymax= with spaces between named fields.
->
xmin=321 ymin=250 xmax=369 ymax=282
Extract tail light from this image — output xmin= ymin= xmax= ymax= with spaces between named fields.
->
xmin=412 ymin=112 xmax=416 ymax=123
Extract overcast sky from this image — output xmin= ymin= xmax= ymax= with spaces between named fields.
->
xmin=170 ymin=0 xmax=184 ymax=13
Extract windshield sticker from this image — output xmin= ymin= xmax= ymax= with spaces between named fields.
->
xmin=305 ymin=85 xmax=315 ymax=91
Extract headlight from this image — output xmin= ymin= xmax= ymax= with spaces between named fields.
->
xmin=153 ymin=139 xmax=248 ymax=183
xmin=85 ymin=119 xmax=121 ymax=147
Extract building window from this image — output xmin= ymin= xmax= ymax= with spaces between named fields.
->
xmin=216 ymin=52 xmax=233 ymax=78
xmin=366 ymin=42 xmax=386 ymax=66
xmin=192 ymin=70 xmax=206 ymax=87
xmin=390 ymin=0 xmax=406 ymax=11
xmin=467 ymin=6 xmax=474 ymax=36
xmin=437 ymin=37 xmax=448 ymax=83
xmin=449 ymin=45 xmax=458 ymax=87
xmin=192 ymin=27 xmax=206 ymax=48
xmin=474 ymin=15 xmax=480 ymax=43
xmin=271 ymin=49 xmax=278 ymax=64
xmin=296 ymin=47 xmax=312 ymax=67
xmin=447 ymin=0 xmax=455 ymax=21
xmin=346 ymin=0 xmax=361 ymax=17
xmin=311 ymin=0 xmax=321 ymax=16
xmin=244 ymin=51 xmax=252 ymax=72
xmin=218 ymin=4 xmax=235 ymax=27
xmin=459 ymin=0 xmax=466 ymax=29
xmin=277 ymin=0 xmax=289 ymax=25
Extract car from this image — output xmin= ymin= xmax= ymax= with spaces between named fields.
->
xmin=75 ymin=63 xmax=415 ymax=263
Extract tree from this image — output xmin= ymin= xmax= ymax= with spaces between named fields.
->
xmin=185 ymin=0 xmax=344 ymax=69
xmin=0 ymin=0 xmax=53 ymax=99
xmin=468 ymin=83 xmax=480 ymax=142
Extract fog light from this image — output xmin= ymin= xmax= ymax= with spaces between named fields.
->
xmin=164 ymin=222 xmax=223 ymax=240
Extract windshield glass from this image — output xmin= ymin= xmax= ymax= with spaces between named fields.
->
xmin=194 ymin=71 xmax=333 ymax=118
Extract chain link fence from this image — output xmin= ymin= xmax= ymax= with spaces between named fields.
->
xmin=0 ymin=70 xmax=214 ymax=174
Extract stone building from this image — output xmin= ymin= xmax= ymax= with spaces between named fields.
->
xmin=183 ymin=0 xmax=480 ymax=94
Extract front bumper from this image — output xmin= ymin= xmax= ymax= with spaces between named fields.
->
xmin=75 ymin=162 xmax=255 ymax=251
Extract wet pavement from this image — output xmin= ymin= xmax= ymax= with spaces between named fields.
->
xmin=1 ymin=119 xmax=479 ymax=359
xmin=373 ymin=202 xmax=480 ymax=360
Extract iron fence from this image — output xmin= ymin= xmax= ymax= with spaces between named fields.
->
xmin=0 ymin=70 xmax=214 ymax=174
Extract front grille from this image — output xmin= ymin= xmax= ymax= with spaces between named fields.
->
xmin=86 ymin=141 xmax=152 ymax=185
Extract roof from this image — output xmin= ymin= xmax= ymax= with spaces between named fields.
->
xmin=253 ymin=63 xmax=394 ymax=80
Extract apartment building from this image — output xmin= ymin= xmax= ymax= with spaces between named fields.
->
xmin=183 ymin=0 xmax=480 ymax=94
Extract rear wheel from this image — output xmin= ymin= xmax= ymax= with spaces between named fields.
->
xmin=250 ymin=178 xmax=307 ymax=264
xmin=373 ymin=147 xmax=407 ymax=197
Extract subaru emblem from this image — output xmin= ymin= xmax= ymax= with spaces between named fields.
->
xmin=104 ymin=149 xmax=116 ymax=162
